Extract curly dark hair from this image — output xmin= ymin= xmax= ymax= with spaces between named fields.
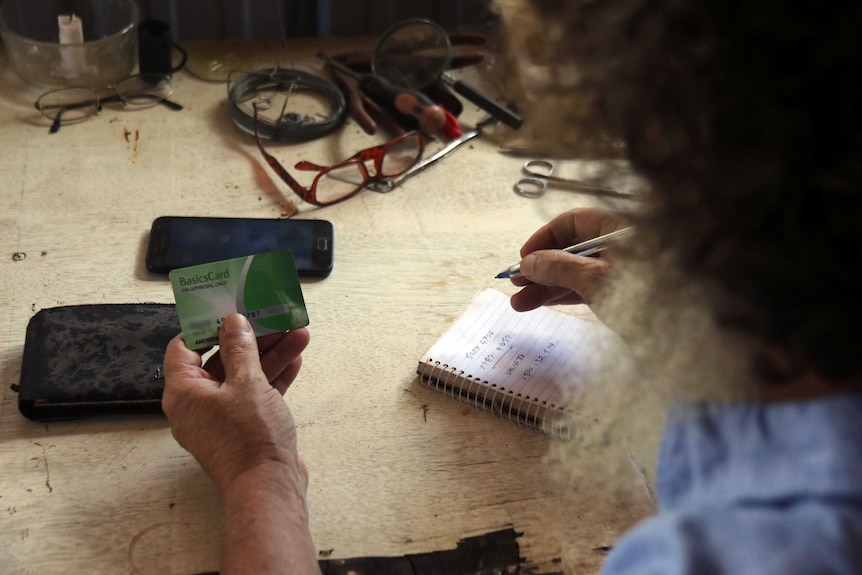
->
xmin=499 ymin=0 xmax=862 ymax=384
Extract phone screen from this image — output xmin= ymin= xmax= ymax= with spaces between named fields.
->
xmin=146 ymin=216 xmax=333 ymax=277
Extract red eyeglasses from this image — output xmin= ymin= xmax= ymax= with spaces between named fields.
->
xmin=253 ymin=103 xmax=424 ymax=207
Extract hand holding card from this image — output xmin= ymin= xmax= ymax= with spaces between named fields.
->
xmin=169 ymin=250 xmax=310 ymax=350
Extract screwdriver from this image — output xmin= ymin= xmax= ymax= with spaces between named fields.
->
xmin=328 ymin=65 xmax=382 ymax=135
xmin=318 ymin=51 xmax=447 ymax=137
xmin=328 ymin=65 xmax=406 ymax=136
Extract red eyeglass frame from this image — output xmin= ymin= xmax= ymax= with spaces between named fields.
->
xmin=253 ymin=103 xmax=424 ymax=207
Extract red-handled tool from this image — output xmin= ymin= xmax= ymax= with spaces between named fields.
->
xmin=318 ymin=51 xmax=446 ymax=138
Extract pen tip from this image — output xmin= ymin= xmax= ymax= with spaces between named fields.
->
xmin=495 ymin=271 xmax=511 ymax=279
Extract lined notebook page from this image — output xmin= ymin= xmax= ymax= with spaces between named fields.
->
xmin=417 ymin=288 xmax=624 ymax=435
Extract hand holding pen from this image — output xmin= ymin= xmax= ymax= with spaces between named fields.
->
xmin=500 ymin=208 xmax=632 ymax=313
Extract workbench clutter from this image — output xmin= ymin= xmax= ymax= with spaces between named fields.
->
xmin=0 ymin=0 xmax=140 ymax=89
xmin=1 ymin=0 xmax=190 ymax=134
xmin=370 ymin=18 xmax=521 ymax=130
xmin=223 ymin=17 xmax=521 ymax=215
xmin=227 ymin=17 xmax=521 ymax=141
xmin=321 ymin=18 xmax=522 ymax=138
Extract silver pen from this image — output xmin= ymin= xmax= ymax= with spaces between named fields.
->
xmin=495 ymin=227 xmax=634 ymax=279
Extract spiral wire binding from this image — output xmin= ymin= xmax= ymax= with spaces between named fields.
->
xmin=421 ymin=358 xmax=573 ymax=435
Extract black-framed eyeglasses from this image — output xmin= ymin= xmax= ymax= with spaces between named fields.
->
xmin=34 ymin=73 xmax=183 ymax=134
xmin=253 ymin=102 xmax=424 ymax=207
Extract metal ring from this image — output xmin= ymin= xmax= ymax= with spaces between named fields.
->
xmin=514 ymin=178 xmax=546 ymax=198
xmin=227 ymin=68 xmax=346 ymax=142
xmin=366 ymin=180 xmax=395 ymax=193
xmin=523 ymin=159 xmax=554 ymax=177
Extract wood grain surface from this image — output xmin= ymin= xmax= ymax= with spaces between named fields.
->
xmin=0 ymin=40 xmax=653 ymax=574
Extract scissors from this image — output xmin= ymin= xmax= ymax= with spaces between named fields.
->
xmin=514 ymin=159 xmax=643 ymax=200
xmin=366 ymin=115 xmax=496 ymax=193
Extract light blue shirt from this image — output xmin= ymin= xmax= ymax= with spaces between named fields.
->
xmin=602 ymin=394 xmax=862 ymax=575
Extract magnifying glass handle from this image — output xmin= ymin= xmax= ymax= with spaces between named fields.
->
xmin=440 ymin=72 xmax=523 ymax=130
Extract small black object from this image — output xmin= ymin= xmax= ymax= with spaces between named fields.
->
xmin=315 ymin=528 xmax=548 ymax=574
xmin=138 ymin=19 xmax=188 ymax=76
xmin=17 ymin=304 xmax=179 ymax=421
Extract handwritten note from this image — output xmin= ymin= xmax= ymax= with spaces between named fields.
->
xmin=418 ymin=288 xmax=625 ymax=421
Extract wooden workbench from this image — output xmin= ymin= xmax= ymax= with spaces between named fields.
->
xmin=0 ymin=40 xmax=653 ymax=574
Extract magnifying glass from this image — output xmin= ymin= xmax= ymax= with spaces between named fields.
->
xmin=372 ymin=19 xmax=523 ymax=130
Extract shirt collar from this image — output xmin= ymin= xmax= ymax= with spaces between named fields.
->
xmin=656 ymin=393 xmax=862 ymax=510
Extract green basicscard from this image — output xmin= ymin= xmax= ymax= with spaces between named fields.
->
xmin=169 ymin=249 xmax=309 ymax=350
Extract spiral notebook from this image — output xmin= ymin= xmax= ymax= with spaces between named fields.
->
xmin=417 ymin=288 xmax=628 ymax=438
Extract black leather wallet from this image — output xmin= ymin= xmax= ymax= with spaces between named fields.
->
xmin=18 ymin=303 xmax=179 ymax=421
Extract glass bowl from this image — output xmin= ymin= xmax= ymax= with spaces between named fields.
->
xmin=0 ymin=0 xmax=139 ymax=89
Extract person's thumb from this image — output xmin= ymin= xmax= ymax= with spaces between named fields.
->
xmin=218 ymin=314 xmax=262 ymax=386
xmin=520 ymin=250 xmax=610 ymax=303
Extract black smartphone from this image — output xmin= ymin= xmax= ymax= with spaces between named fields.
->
xmin=145 ymin=216 xmax=333 ymax=277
